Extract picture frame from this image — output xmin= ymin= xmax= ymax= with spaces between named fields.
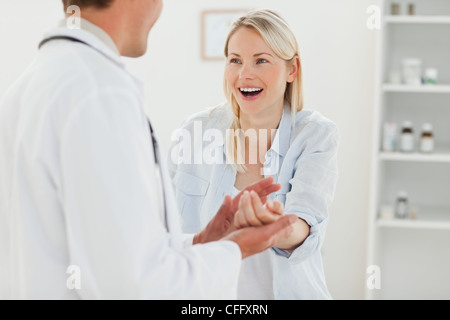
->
xmin=201 ymin=9 xmax=249 ymax=61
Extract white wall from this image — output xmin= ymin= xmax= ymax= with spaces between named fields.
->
xmin=0 ymin=0 xmax=377 ymax=299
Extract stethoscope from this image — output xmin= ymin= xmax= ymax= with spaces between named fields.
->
xmin=39 ymin=35 xmax=169 ymax=231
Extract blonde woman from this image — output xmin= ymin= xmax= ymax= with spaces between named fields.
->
xmin=168 ymin=9 xmax=339 ymax=299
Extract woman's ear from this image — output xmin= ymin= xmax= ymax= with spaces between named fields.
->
xmin=287 ymin=56 xmax=300 ymax=83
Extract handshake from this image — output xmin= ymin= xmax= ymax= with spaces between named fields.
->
xmin=193 ymin=177 xmax=302 ymax=259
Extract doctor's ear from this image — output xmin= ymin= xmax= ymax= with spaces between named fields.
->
xmin=286 ymin=56 xmax=300 ymax=83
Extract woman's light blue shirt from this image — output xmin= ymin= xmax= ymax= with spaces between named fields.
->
xmin=168 ymin=102 xmax=339 ymax=299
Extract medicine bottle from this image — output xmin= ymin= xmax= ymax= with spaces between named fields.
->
xmin=408 ymin=3 xmax=415 ymax=15
xmin=400 ymin=121 xmax=414 ymax=152
xmin=391 ymin=3 xmax=400 ymax=15
xmin=420 ymin=123 xmax=434 ymax=153
xmin=424 ymin=68 xmax=438 ymax=85
xmin=395 ymin=191 xmax=409 ymax=219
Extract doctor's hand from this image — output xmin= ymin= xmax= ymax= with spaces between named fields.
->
xmin=193 ymin=177 xmax=281 ymax=245
xmin=234 ymin=190 xmax=284 ymax=229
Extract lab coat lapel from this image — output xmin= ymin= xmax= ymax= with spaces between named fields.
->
xmin=115 ymin=51 xmax=183 ymax=247
xmin=154 ymin=141 xmax=183 ymax=248
xmin=133 ymin=80 xmax=183 ymax=248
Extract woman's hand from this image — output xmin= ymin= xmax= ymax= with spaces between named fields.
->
xmin=231 ymin=177 xmax=281 ymax=213
xmin=234 ymin=190 xmax=284 ymax=229
xmin=193 ymin=177 xmax=281 ymax=244
xmin=233 ymin=190 xmax=311 ymax=252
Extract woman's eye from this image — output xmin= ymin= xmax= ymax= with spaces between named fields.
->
xmin=229 ymin=58 xmax=241 ymax=64
xmin=257 ymin=59 xmax=268 ymax=64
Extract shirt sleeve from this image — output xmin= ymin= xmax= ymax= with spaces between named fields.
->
xmin=60 ymin=88 xmax=241 ymax=299
xmin=279 ymin=120 xmax=339 ymax=264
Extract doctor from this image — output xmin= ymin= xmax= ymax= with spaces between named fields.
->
xmin=0 ymin=0 xmax=296 ymax=299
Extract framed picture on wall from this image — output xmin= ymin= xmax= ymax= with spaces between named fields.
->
xmin=201 ymin=9 xmax=249 ymax=61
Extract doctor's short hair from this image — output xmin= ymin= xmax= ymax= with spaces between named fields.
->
xmin=62 ymin=0 xmax=114 ymax=10
xmin=223 ymin=9 xmax=304 ymax=173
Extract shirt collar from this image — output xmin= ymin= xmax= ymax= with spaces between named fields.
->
xmin=219 ymin=101 xmax=293 ymax=157
xmin=270 ymin=101 xmax=293 ymax=157
xmin=40 ymin=18 xmax=123 ymax=68
xmin=60 ymin=18 xmax=120 ymax=55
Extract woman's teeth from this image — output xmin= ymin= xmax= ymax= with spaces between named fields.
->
xmin=239 ymin=88 xmax=263 ymax=97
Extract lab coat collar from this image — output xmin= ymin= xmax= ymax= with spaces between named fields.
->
xmin=41 ymin=19 xmax=148 ymax=98
xmin=41 ymin=19 xmax=125 ymax=69
xmin=59 ymin=18 xmax=120 ymax=56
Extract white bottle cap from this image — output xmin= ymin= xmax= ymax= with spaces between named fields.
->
xmin=402 ymin=58 xmax=422 ymax=66
xmin=398 ymin=190 xmax=408 ymax=199
xmin=425 ymin=68 xmax=438 ymax=78
xmin=402 ymin=121 xmax=413 ymax=128
xmin=422 ymin=123 xmax=433 ymax=132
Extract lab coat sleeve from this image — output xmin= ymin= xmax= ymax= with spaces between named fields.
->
xmin=59 ymin=87 xmax=241 ymax=299
xmin=280 ymin=121 xmax=339 ymax=264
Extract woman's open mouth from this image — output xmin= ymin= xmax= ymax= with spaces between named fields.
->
xmin=239 ymin=87 xmax=263 ymax=99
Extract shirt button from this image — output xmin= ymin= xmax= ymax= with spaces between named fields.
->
xmin=274 ymin=290 xmax=280 ymax=297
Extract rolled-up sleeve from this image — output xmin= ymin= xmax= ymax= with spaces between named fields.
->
xmin=277 ymin=121 xmax=339 ymax=264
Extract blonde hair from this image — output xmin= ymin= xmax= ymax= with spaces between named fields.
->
xmin=223 ymin=9 xmax=304 ymax=172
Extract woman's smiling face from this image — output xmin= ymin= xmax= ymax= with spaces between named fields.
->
xmin=225 ymin=27 xmax=296 ymax=118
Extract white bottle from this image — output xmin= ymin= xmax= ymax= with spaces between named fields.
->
xmin=395 ymin=191 xmax=409 ymax=219
xmin=400 ymin=121 xmax=415 ymax=152
xmin=382 ymin=122 xmax=397 ymax=152
xmin=424 ymin=68 xmax=438 ymax=85
xmin=420 ymin=123 xmax=434 ymax=153
xmin=402 ymin=58 xmax=422 ymax=85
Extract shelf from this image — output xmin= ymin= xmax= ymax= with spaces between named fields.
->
xmin=379 ymin=151 xmax=450 ymax=163
xmin=382 ymin=84 xmax=450 ymax=93
xmin=377 ymin=218 xmax=450 ymax=230
xmin=385 ymin=15 xmax=450 ymax=24
xmin=377 ymin=207 xmax=450 ymax=230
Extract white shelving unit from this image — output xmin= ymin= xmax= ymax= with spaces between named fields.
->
xmin=383 ymin=83 xmax=450 ymax=93
xmin=367 ymin=0 xmax=450 ymax=299
xmin=385 ymin=15 xmax=450 ymax=24
xmin=379 ymin=151 xmax=450 ymax=163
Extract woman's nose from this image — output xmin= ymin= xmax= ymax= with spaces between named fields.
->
xmin=239 ymin=63 xmax=255 ymax=80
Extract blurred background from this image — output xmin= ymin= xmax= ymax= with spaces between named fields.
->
xmin=4 ymin=0 xmax=447 ymax=300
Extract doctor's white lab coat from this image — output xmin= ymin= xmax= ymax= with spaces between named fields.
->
xmin=0 ymin=25 xmax=241 ymax=299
